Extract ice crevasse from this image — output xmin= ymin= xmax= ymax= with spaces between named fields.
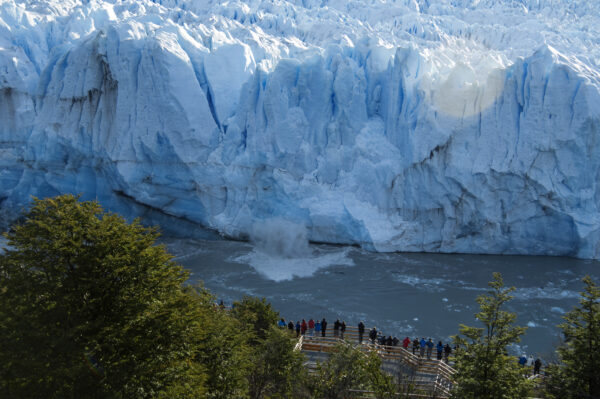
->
xmin=1 ymin=0 xmax=600 ymax=258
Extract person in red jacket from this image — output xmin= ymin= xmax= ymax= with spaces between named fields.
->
xmin=301 ymin=319 xmax=307 ymax=335
xmin=403 ymin=336 xmax=411 ymax=350
xmin=308 ymin=318 xmax=315 ymax=336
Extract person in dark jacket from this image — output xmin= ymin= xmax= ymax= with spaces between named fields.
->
xmin=412 ymin=338 xmax=419 ymax=355
xmin=392 ymin=336 xmax=399 ymax=346
xmin=443 ymin=343 xmax=452 ymax=362
xmin=369 ymin=327 xmax=377 ymax=344
xmin=386 ymin=336 xmax=394 ymax=346
xmin=436 ymin=341 xmax=444 ymax=360
xmin=358 ymin=321 xmax=365 ymax=343
xmin=288 ymin=321 xmax=294 ymax=334
xmin=321 ymin=318 xmax=328 ymax=337
xmin=340 ymin=321 xmax=346 ymax=339
xmin=534 ymin=358 xmax=542 ymax=375
xmin=295 ymin=321 xmax=301 ymax=337
xmin=333 ymin=319 xmax=340 ymax=338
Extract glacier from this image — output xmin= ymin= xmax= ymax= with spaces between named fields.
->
xmin=1 ymin=0 xmax=600 ymax=258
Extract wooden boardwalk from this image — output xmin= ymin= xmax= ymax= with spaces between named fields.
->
xmin=295 ymin=325 xmax=456 ymax=398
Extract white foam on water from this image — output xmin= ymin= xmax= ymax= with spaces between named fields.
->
xmin=232 ymin=218 xmax=354 ymax=281
xmin=512 ymin=286 xmax=579 ymax=300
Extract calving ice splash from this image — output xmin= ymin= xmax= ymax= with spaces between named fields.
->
xmin=1 ymin=0 xmax=600 ymax=258
xmin=233 ymin=218 xmax=354 ymax=281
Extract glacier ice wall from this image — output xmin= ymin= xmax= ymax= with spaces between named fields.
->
xmin=1 ymin=0 xmax=600 ymax=258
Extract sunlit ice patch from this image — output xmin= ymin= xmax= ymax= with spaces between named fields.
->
xmin=420 ymin=39 xmax=509 ymax=119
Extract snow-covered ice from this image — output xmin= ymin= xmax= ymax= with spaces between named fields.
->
xmin=1 ymin=0 xmax=600 ymax=258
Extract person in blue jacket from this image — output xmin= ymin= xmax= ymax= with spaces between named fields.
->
xmin=419 ymin=337 xmax=426 ymax=357
xmin=315 ymin=320 xmax=321 ymax=335
xmin=436 ymin=341 xmax=444 ymax=360
xmin=519 ymin=354 xmax=527 ymax=367
xmin=295 ymin=321 xmax=301 ymax=337
xmin=426 ymin=338 xmax=434 ymax=359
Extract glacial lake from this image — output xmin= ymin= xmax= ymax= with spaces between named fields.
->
xmin=165 ymin=237 xmax=600 ymax=358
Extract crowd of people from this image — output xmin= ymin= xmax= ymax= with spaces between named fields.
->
xmin=250 ymin=310 xmax=545 ymax=373
xmin=279 ymin=318 xmax=349 ymax=339
xmin=277 ymin=318 xmax=454 ymax=363
xmin=519 ymin=354 xmax=543 ymax=375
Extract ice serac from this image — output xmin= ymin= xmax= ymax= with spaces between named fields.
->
xmin=1 ymin=0 xmax=600 ymax=258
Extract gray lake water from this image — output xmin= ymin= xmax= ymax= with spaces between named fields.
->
xmin=165 ymin=237 xmax=600 ymax=358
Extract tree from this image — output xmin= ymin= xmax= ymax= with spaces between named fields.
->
xmin=245 ymin=326 xmax=308 ymax=399
xmin=451 ymin=272 xmax=532 ymax=399
xmin=309 ymin=341 xmax=395 ymax=399
xmin=231 ymin=296 xmax=279 ymax=344
xmin=0 ymin=195 xmax=207 ymax=398
xmin=546 ymin=276 xmax=600 ymax=399
xmin=310 ymin=341 xmax=370 ymax=398
xmin=231 ymin=296 xmax=308 ymax=398
xmin=365 ymin=350 xmax=397 ymax=399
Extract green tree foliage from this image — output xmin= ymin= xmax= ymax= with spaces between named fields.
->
xmin=451 ymin=272 xmax=532 ymax=399
xmin=232 ymin=296 xmax=279 ymax=343
xmin=186 ymin=288 xmax=249 ymax=399
xmin=365 ymin=351 xmax=397 ymax=399
xmin=0 ymin=195 xmax=208 ymax=398
xmin=309 ymin=341 xmax=395 ymax=399
xmin=231 ymin=296 xmax=308 ymax=398
xmin=246 ymin=326 xmax=308 ymax=399
xmin=546 ymin=275 xmax=600 ymax=399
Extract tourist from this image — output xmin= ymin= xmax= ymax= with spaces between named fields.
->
xmin=315 ymin=320 xmax=321 ymax=336
xmin=379 ymin=335 xmax=387 ymax=345
xmin=534 ymin=358 xmax=542 ymax=375
xmin=412 ymin=338 xmax=419 ymax=355
xmin=301 ymin=319 xmax=307 ymax=335
xmin=287 ymin=320 xmax=294 ymax=334
xmin=341 ymin=321 xmax=346 ymax=339
xmin=308 ymin=318 xmax=315 ymax=336
xmin=527 ymin=355 xmax=534 ymax=368
xmin=295 ymin=321 xmax=301 ymax=337
xmin=370 ymin=327 xmax=378 ymax=344
xmin=519 ymin=354 xmax=527 ymax=367
xmin=393 ymin=336 xmax=399 ymax=346
xmin=443 ymin=343 xmax=452 ymax=362
xmin=386 ymin=336 xmax=394 ymax=346
xmin=321 ymin=318 xmax=328 ymax=337
xmin=278 ymin=318 xmax=286 ymax=328
xmin=403 ymin=336 xmax=410 ymax=349
xmin=420 ymin=337 xmax=426 ymax=357
xmin=426 ymin=338 xmax=434 ymax=359
xmin=436 ymin=341 xmax=444 ymax=360
xmin=333 ymin=319 xmax=340 ymax=337
xmin=358 ymin=321 xmax=365 ymax=343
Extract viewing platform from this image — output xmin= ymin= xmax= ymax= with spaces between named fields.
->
xmin=294 ymin=325 xmax=455 ymax=398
